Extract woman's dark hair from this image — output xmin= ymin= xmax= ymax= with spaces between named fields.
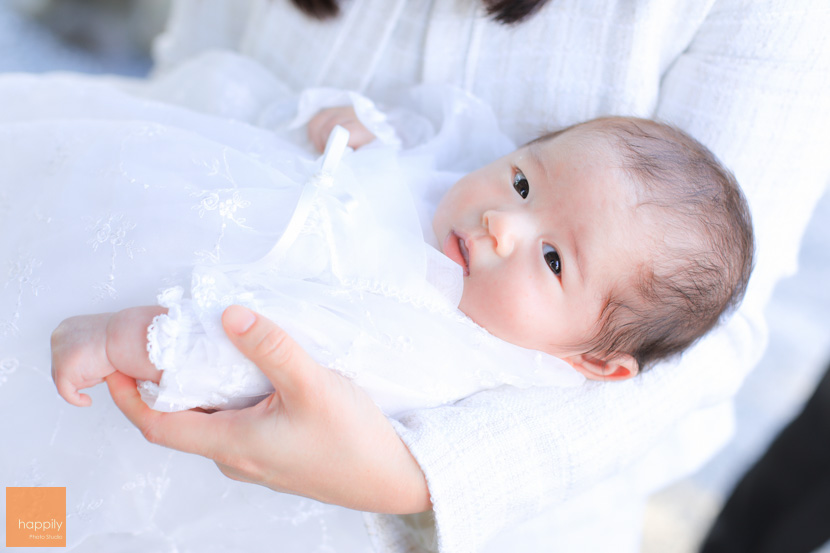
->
xmin=288 ymin=0 xmax=551 ymax=24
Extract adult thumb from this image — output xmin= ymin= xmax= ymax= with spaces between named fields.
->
xmin=221 ymin=305 xmax=318 ymax=394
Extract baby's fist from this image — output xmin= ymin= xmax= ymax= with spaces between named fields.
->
xmin=308 ymin=106 xmax=376 ymax=153
xmin=51 ymin=313 xmax=115 ymax=407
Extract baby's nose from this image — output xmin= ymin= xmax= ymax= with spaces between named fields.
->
xmin=483 ymin=209 xmax=526 ymax=257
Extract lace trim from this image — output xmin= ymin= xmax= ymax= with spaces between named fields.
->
xmin=146 ymin=286 xmax=187 ymax=372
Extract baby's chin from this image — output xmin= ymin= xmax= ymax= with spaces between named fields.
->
xmin=456 ymin=292 xmax=572 ymax=358
xmin=457 ymin=294 xmax=525 ymax=347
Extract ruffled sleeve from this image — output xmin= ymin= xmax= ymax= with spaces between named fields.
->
xmin=140 ymin=285 xmax=274 ymax=412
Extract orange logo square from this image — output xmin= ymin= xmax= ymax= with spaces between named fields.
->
xmin=6 ymin=487 xmax=66 ymax=547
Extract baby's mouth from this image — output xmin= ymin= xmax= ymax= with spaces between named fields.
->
xmin=443 ymin=231 xmax=470 ymax=276
xmin=458 ymin=236 xmax=470 ymax=275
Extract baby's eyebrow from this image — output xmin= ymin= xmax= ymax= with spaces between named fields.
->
xmin=569 ymin=227 xmax=585 ymax=286
xmin=525 ymin=144 xmax=551 ymax=187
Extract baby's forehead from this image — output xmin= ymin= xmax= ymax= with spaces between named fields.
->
xmin=534 ymin=132 xmax=655 ymax=251
xmin=529 ymin=124 xmax=621 ymax=164
xmin=526 ymin=130 xmax=629 ymax=192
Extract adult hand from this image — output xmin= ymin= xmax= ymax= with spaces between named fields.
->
xmin=106 ymin=305 xmax=431 ymax=514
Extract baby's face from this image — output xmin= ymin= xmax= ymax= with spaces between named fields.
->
xmin=432 ymin=127 xmax=649 ymax=361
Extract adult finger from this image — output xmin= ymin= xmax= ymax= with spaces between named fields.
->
xmin=215 ymin=460 xmax=265 ymax=487
xmin=105 ymin=370 xmax=233 ymax=461
xmin=221 ymin=305 xmax=322 ymax=398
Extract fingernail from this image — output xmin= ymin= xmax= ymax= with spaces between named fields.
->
xmin=225 ymin=305 xmax=256 ymax=334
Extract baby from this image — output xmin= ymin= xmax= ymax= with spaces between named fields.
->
xmin=51 ymin=111 xmax=754 ymax=414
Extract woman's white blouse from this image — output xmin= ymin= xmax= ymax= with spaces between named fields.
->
xmin=154 ymin=1 xmax=830 ymax=551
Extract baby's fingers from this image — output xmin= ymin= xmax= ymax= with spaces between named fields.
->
xmin=54 ymin=376 xmax=93 ymax=407
xmin=308 ymin=106 xmax=377 ymax=152
xmin=342 ymin=120 xmax=376 ymax=150
xmin=308 ymin=109 xmax=341 ymax=152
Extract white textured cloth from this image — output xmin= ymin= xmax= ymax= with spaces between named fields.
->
xmin=149 ymin=1 xmax=830 ymax=552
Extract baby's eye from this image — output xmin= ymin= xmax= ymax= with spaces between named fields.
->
xmin=513 ymin=170 xmax=529 ymax=199
xmin=543 ymin=244 xmax=561 ymax=276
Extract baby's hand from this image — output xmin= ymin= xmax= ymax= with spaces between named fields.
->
xmin=51 ymin=313 xmax=116 ymax=407
xmin=308 ymin=106 xmax=376 ymax=153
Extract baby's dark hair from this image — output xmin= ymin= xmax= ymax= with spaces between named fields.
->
xmin=534 ymin=117 xmax=754 ymax=370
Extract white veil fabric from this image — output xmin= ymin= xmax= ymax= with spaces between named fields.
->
xmin=0 ymin=52 xmax=582 ymax=550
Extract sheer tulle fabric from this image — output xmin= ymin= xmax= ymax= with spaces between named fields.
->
xmin=0 ymin=53 xmax=580 ymax=550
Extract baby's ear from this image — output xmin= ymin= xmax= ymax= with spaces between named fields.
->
xmin=564 ymin=353 xmax=639 ymax=381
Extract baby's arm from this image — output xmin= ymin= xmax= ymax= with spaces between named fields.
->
xmin=51 ymin=307 xmax=165 ymax=407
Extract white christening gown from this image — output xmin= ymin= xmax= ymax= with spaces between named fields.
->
xmin=139 ymin=122 xmax=581 ymax=416
xmin=0 ymin=53 xmax=582 ymax=551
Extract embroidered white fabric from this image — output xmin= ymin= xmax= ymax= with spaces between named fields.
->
xmin=137 ymin=121 xmax=581 ymax=416
xmin=0 ymin=52 xmax=581 ymax=550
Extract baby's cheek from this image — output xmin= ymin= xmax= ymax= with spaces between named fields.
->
xmin=459 ymin=286 xmax=530 ymax=346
